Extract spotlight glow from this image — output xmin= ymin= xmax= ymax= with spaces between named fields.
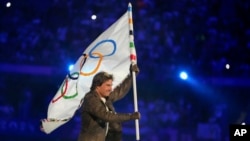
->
xmin=68 ymin=64 xmax=74 ymax=71
xmin=91 ymin=15 xmax=97 ymax=20
xmin=6 ymin=2 xmax=11 ymax=7
xmin=179 ymin=71 xmax=188 ymax=80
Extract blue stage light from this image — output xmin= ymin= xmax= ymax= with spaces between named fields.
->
xmin=179 ymin=71 xmax=188 ymax=80
xmin=68 ymin=64 xmax=74 ymax=71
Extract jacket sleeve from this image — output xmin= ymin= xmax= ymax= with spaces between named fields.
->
xmin=85 ymin=95 xmax=132 ymax=122
xmin=108 ymin=74 xmax=132 ymax=102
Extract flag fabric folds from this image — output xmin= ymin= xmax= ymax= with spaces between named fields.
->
xmin=41 ymin=6 xmax=136 ymax=134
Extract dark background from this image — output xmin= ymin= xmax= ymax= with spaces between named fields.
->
xmin=1 ymin=0 xmax=250 ymax=141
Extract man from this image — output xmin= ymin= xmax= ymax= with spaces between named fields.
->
xmin=78 ymin=64 xmax=140 ymax=141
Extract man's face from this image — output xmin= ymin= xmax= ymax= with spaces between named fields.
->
xmin=96 ymin=79 xmax=113 ymax=98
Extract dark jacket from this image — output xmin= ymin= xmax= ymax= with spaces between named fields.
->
xmin=78 ymin=75 xmax=133 ymax=141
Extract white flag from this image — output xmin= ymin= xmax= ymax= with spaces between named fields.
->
xmin=41 ymin=8 xmax=136 ymax=134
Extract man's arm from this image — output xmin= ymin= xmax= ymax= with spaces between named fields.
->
xmin=85 ymin=94 xmax=139 ymax=122
xmin=109 ymin=64 xmax=139 ymax=102
xmin=109 ymin=74 xmax=132 ymax=102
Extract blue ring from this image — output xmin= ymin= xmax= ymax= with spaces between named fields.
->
xmin=89 ymin=39 xmax=116 ymax=58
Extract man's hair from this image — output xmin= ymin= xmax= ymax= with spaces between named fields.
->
xmin=90 ymin=71 xmax=114 ymax=91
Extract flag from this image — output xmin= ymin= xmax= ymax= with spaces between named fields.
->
xmin=41 ymin=4 xmax=137 ymax=134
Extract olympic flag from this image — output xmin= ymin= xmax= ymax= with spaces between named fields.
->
xmin=41 ymin=3 xmax=137 ymax=134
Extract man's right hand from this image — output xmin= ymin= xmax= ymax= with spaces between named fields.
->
xmin=130 ymin=112 xmax=140 ymax=120
xmin=130 ymin=64 xmax=140 ymax=75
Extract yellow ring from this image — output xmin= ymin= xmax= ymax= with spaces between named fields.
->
xmin=80 ymin=52 xmax=103 ymax=76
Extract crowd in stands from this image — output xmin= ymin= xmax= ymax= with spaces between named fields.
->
xmin=1 ymin=0 xmax=250 ymax=140
xmin=1 ymin=0 xmax=250 ymax=78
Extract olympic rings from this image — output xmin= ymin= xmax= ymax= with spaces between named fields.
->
xmin=51 ymin=40 xmax=117 ymax=103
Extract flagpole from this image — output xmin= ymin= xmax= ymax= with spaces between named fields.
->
xmin=132 ymin=71 xmax=140 ymax=140
xmin=128 ymin=3 xmax=140 ymax=140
